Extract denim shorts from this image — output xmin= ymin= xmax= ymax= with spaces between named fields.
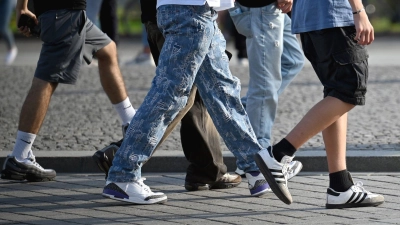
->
xmin=300 ymin=26 xmax=369 ymax=105
xmin=35 ymin=9 xmax=111 ymax=84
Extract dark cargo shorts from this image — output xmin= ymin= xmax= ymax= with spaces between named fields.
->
xmin=34 ymin=9 xmax=111 ymax=84
xmin=300 ymin=26 xmax=369 ymax=105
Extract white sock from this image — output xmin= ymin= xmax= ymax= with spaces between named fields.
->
xmin=11 ymin=131 xmax=36 ymax=161
xmin=113 ymin=97 xmax=136 ymax=125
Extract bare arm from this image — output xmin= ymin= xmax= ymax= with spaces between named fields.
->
xmin=348 ymin=0 xmax=374 ymax=45
xmin=16 ymin=0 xmax=38 ymax=37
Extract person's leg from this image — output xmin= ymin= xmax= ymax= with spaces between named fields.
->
xmin=323 ymin=113 xmax=348 ymax=173
xmin=99 ymin=0 xmax=118 ymax=44
xmin=0 ymin=0 xmax=17 ymax=65
xmin=147 ymin=21 xmax=238 ymax=188
xmin=286 ymin=96 xmax=354 ymax=149
xmin=105 ymin=5 xmax=264 ymax=204
xmin=125 ymin=22 xmax=154 ymax=66
xmin=278 ymin=14 xmax=304 ymax=95
xmin=230 ymin=4 xmax=304 ymax=177
xmin=191 ymin=8 xmax=269 ymax=196
xmin=85 ymin=0 xmax=103 ymax=27
xmin=256 ymin=27 xmax=384 ymax=208
xmin=230 ymin=4 xmax=283 ymax=149
xmin=83 ymin=15 xmax=135 ymax=125
xmin=181 ymin=91 xmax=231 ymax=189
xmin=18 ymin=78 xmax=58 ymax=134
xmin=148 ymin=20 xmax=236 ymax=186
xmin=95 ymin=41 xmax=128 ymax=105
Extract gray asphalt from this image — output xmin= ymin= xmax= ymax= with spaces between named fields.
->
xmin=0 ymin=36 xmax=399 ymax=224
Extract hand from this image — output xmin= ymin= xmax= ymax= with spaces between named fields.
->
xmin=353 ymin=11 xmax=374 ymax=45
xmin=16 ymin=10 xmax=38 ymax=37
xmin=276 ymin=0 xmax=293 ymax=13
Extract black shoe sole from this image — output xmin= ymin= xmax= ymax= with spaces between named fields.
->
xmin=184 ymin=182 xmax=211 ymax=191
xmin=255 ymin=153 xmax=292 ymax=205
xmin=184 ymin=181 xmax=240 ymax=191
xmin=212 ymin=182 xmax=241 ymax=189
xmin=1 ymin=169 xmax=55 ymax=182
xmin=326 ymin=201 xmax=384 ymax=209
xmin=1 ymin=169 xmax=25 ymax=181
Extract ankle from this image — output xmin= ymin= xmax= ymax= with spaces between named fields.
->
xmin=272 ymin=138 xmax=297 ymax=162
xmin=329 ymin=170 xmax=354 ymax=192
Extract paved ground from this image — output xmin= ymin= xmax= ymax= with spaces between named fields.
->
xmin=1 ymin=36 xmax=399 ymax=172
xmin=0 ymin=35 xmax=400 ymax=224
xmin=0 ymin=173 xmax=399 ymax=225
xmin=0 ymin=173 xmax=400 ymax=225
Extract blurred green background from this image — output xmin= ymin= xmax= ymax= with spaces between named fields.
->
xmin=9 ymin=0 xmax=400 ymax=36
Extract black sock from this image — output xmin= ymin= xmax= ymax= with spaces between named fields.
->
xmin=272 ymin=138 xmax=297 ymax=162
xmin=329 ymin=170 xmax=354 ymax=192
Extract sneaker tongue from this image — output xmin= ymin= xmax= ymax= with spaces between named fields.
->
xmin=26 ymin=151 xmax=36 ymax=162
xmin=281 ymin=155 xmax=293 ymax=164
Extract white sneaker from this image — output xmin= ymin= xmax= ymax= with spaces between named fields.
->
xmin=245 ymin=171 xmax=271 ymax=197
xmin=286 ymin=161 xmax=303 ymax=180
xmin=124 ymin=52 xmax=155 ymax=66
xmin=102 ymin=178 xmax=167 ymax=204
xmin=5 ymin=47 xmax=17 ymax=65
xmin=255 ymin=147 xmax=294 ymax=204
xmin=326 ymin=181 xmax=384 ymax=209
xmin=236 ymin=160 xmax=302 ymax=180
xmin=1 ymin=151 xmax=56 ymax=182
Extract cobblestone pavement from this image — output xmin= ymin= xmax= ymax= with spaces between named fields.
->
xmin=1 ymin=37 xmax=399 ymax=153
xmin=0 ymin=35 xmax=399 ymax=225
xmin=0 ymin=173 xmax=399 ymax=225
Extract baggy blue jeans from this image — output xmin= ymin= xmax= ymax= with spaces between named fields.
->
xmin=229 ymin=3 xmax=304 ymax=148
xmin=108 ymin=4 xmax=264 ymax=182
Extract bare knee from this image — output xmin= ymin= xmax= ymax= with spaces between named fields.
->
xmin=95 ymin=41 xmax=117 ymax=62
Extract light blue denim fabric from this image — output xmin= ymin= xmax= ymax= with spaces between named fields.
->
xmin=107 ymin=4 xmax=264 ymax=182
xmin=0 ymin=0 xmax=15 ymax=49
xmin=229 ymin=3 xmax=304 ymax=148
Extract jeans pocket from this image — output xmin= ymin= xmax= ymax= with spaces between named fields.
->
xmin=229 ymin=4 xmax=252 ymax=37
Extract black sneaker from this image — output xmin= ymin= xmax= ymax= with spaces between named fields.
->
xmin=1 ymin=153 xmax=56 ymax=182
xmin=185 ymin=173 xmax=242 ymax=191
xmin=92 ymin=139 xmax=122 ymax=179
xmin=93 ymin=123 xmax=128 ymax=179
xmin=326 ymin=181 xmax=385 ymax=209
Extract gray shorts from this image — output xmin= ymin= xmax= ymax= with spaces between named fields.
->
xmin=34 ymin=9 xmax=111 ymax=84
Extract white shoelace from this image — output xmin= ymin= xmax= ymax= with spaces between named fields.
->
xmin=281 ymin=157 xmax=292 ymax=179
xmin=136 ymin=178 xmax=151 ymax=193
xmin=353 ymin=181 xmax=371 ymax=194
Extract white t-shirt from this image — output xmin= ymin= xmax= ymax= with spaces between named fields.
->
xmin=156 ymin=0 xmax=234 ymax=11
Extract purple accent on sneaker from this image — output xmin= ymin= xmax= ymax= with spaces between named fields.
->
xmin=250 ymin=183 xmax=270 ymax=195
xmin=249 ymin=171 xmax=260 ymax=176
xmin=103 ymin=188 xmax=129 ymax=199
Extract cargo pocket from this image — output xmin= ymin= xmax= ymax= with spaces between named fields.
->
xmin=332 ymin=48 xmax=368 ymax=65
xmin=332 ymin=48 xmax=369 ymax=91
